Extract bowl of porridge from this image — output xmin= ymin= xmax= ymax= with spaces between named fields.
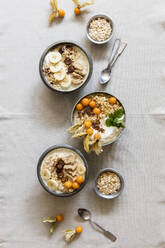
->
xmin=69 ymin=92 xmax=126 ymax=155
xmin=39 ymin=41 xmax=93 ymax=93
xmin=37 ymin=145 xmax=88 ymax=197
xmin=86 ymin=14 xmax=114 ymax=44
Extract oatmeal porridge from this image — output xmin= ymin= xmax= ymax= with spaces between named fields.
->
xmin=69 ymin=93 xmax=125 ymax=155
xmin=42 ymin=44 xmax=90 ymax=91
xmin=40 ymin=148 xmax=86 ymax=194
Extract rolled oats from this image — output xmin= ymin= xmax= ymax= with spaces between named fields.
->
xmin=97 ymin=172 xmax=121 ymax=195
xmin=89 ymin=17 xmax=112 ymax=42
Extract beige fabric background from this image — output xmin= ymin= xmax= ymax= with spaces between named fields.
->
xmin=0 ymin=0 xmax=165 ymax=247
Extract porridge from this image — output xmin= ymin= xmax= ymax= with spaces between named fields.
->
xmin=40 ymin=148 xmax=86 ymax=194
xmin=69 ymin=93 xmax=125 ymax=155
xmin=42 ymin=44 xmax=90 ymax=91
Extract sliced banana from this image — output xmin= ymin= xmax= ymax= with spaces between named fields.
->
xmin=54 ymin=67 xmax=66 ymax=81
xmin=47 ymin=179 xmax=58 ymax=191
xmin=48 ymin=51 xmax=62 ymax=64
xmin=41 ymin=168 xmax=51 ymax=180
xmin=61 ymin=74 xmax=72 ymax=89
xmin=77 ymin=164 xmax=86 ymax=175
xmin=49 ymin=61 xmax=63 ymax=73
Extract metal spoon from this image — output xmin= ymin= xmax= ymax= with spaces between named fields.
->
xmin=78 ymin=208 xmax=117 ymax=242
xmin=100 ymin=41 xmax=127 ymax=84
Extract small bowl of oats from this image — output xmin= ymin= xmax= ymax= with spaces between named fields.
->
xmin=94 ymin=168 xmax=124 ymax=199
xmin=86 ymin=14 xmax=114 ymax=45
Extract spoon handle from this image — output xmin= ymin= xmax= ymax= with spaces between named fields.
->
xmin=110 ymin=42 xmax=127 ymax=68
xmin=107 ymin=39 xmax=121 ymax=71
xmin=90 ymin=220 xmax=117 ymax=242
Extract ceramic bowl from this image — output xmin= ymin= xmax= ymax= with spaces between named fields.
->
xmin=39 ymin=41 xmax=93 ymax=93
xmin=94 ymin=168 xmax=124 ymax=199
xmin=37 ymin=145 xmax=88 ymax=197
xmin=86 ymin=14 xmax=114 ymax=45
xmin=71 ymin=91 xmax=126 ymax=147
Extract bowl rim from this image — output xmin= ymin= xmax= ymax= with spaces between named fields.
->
xmin=86 ymin=13 xmax=114 ymax=45
xmin=39 ymin=40 xmax=93 ymax=93
xmin=37 ymin=144 xmax=88 ymax=197
xmin=94 ymin=168 xmax=124 ymax=199
xmin=70 ymin=91 xmax=126 ymax=147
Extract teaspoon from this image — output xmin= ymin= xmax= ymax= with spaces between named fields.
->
xmin=78 ymin=208 xmax=117 ymax=242
xmin=100 ymin=41 xmax=127 ymax=84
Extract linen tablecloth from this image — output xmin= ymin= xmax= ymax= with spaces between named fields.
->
xmin=0 ymin=0 xmax=165 ymax=247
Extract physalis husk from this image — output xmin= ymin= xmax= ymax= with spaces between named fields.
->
xmin=63 ymin=229 xmax=76 ymax=242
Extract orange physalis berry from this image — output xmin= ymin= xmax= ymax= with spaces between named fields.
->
xmin=89 ymin=100 xmax=96 ymax=108
xmin=76 ymin=103 xmax=83 ymax=111
xmin=109 ymin=97 xmax=117 ymax=105
xmin=64 ymin=181 xmax=72 ymax=189
xmin=56 ymin=214 xmax=63 ymax=222
xmin=74 ymin=7 xmax=81 ymax=15
xmin=76 ymin=176 xmax=84 ymax=184
xmin=75 ymin=226 xmax=83 ymax=233
xmin=72 ymin=182 xmax=80 ymax=189
xmin=81 ymin=98 xmax=90 ymax=106
xmin=94 ymin=133 xmax=100 ymax=140
xmin=93 ymin=107 xmax=101 ymax=115
xmin=58 ymin=9 xmax=65 ymax=18
xmin=86 ymin=128 xmax=93 ymax=135
xmin=84 ymin=120 xmax=92 ymax=129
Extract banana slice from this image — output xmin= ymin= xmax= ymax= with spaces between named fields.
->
xmin=48 ymin=51 xmax=62 ymax=64
xmin=47 ymin=179 xmax=58 ymax=191
xmin=41 ymin=168 xmax=51 ymax=180
xmin=77 ymin=164 xmax=86 ymax=175
xmin=61 ymin=74 xmax=72 ymax=89
xmin=49 ymin=61 xmax=63 ymax=73
xmin=54 ymin=67 xmax=66 ymax=81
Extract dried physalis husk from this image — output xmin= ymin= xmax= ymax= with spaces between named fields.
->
xmin=79 ymin=0 xmax=94 ymax=8
xmin=73 ymin=131 xmax=87 ymax=138
xmin=63 ymin=229 xmax=76 ymax=242
xmin=73 ymin=0 xmax=94 ymax=15
xmin=49 ymin=0 xmax=58 ymax=24
xmin=83 ymin=135 xmax=90 ymax=153
xmin=51 ymin=0 xmax=58 ymax=10
xmin=68 ymin=123 xmax=82 ymax=133
xmin=48 ymin=0 xmax=65 ymax=24
xmin=91 ymin=140 xmax=102 ymax=155
xmin=42 ymin=217 xmax=57 ymax=223
xmin=50 ymin=223 xmax=56 ymax=233
xmin=43 ymin=217 xmax=57 ymax=233
xmin=48 ymin=11 xmax=57 ymax=24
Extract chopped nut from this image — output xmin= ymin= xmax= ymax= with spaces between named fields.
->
xmin=64 ymin=58 xmax=72 ymax=65
xmin=68 ymin=65 xmax=75 ymax=73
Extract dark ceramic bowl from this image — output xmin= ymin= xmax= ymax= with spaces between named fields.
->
xmin=39 ymin=41 xmax=93 ymax=93
xmin=71 ymin=91 xmax=126 ymax=147
xmin=37 ymin=145 xmax=88 ymax=197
